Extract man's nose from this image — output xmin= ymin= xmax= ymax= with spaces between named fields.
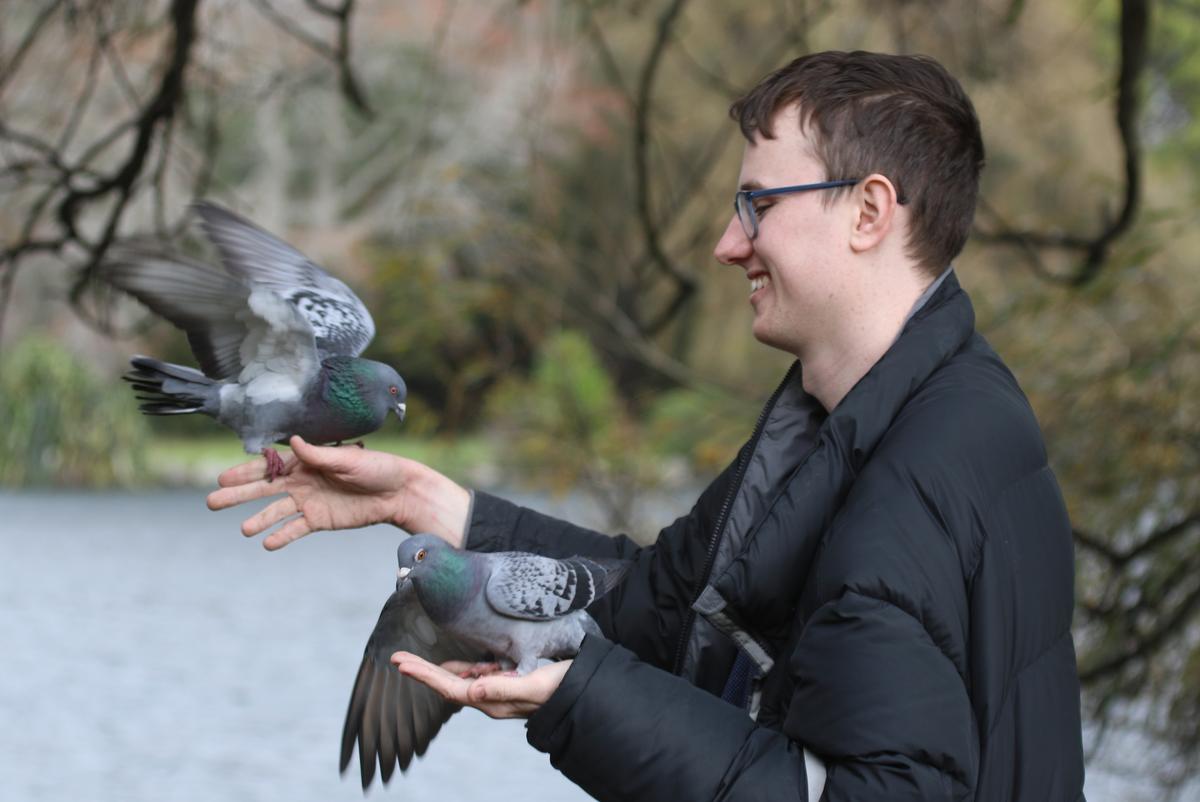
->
xmin=713 ymin=214 xmax=753 ymax=265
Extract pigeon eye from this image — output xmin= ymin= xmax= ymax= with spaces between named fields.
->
xmin=415 ymin=548 xmax=426 ymax=562
xmin=389 ymin=386 xmax=398 ymax=396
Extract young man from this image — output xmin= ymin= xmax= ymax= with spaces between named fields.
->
xmin=210 ymin=51 xmax=1086 ymax=800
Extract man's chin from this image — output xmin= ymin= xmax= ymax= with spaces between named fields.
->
xmin=751 ymin=321 xmax=790 ymax=353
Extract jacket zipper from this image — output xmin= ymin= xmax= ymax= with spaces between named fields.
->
xmin=670 ymin=361 xmax=799 ymax=676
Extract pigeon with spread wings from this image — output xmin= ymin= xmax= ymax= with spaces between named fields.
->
xmin=99 ymin=202 xmax=406 ymax=479
xmin=341 ymin=534 xmax=632 ymax=789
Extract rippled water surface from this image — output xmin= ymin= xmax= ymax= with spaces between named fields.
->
xmin=0 ymin=490 xmax=591 ymax=802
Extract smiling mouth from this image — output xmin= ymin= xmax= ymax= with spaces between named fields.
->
xmin=750 ymin=275 xmax=770 ymax=294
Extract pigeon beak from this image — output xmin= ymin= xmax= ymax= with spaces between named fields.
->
xmin=397 ymin=566 xmax=411 ymax=581
xmin=395 ymin=402 xmax=406 ymax=422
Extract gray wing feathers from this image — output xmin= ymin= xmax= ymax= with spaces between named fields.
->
xmin=485 ymin=553 xmax=633 ymax=621
xmin=340 ymin=585 xmax=485 ymax=789
xmin=193 ymin=202 xmax=375 ymax=359
xmin=99 ymin=247 xmax=250 ymax=380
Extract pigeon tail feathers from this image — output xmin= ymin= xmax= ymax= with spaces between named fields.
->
xmin=124 ymin=355 xmax=218 ymax=416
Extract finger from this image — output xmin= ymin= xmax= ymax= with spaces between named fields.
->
xmin=290 ymin=436 xmax=355 ymax=471
xmin=215 ymin=452 xmax=297 ymax=488
xmin=392 ymin=652 xmax=471 ymax=703
xmin=216 ymin=457 xmax=269 ymax=487
xmin=242 ymin=496 xmax=298 ymax=537
xmin=468 ymin=674 xmax=528 ymax=704
xmin=262 ymin=515 xmax=314 ymax=551
xmin=207 ymin=478 xmax=285 ymax=511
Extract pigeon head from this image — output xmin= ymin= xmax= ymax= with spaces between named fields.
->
xmin=366 ymin=360 xmax=408 ymax=423
xmin=322 ymin=356 xmax=407 ymax=427
xmin=395 ymin=534 xmax=453 ymax=590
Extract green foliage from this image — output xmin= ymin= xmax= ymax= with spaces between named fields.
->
xmin=644 ymin=386 xmax=749 ymax=474
xmin=0 ymin=337 xmax=149 ymax=487
xmin=485 ymin=330 xmax=635 ymax=494
xmin=484 ymin=330 xmax=747 ymax=532
xmin=364 ymin=246 xmax=540 ymax=432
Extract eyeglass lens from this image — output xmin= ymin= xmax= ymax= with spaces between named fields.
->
xmin=736 ymin=194 xmax=757 ymax=239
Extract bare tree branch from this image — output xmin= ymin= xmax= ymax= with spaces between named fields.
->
xmin=975 ymin=0 xmax=1149 ymax=287
xmin=249 ymin=0 xmax=374 ymax=119
xmin=1074 ymin=512 xmax=1200 ymax=568
xmin=631 ymin=0 xmax=697 ymax=335
xmin=1079 ymin=575 xmax=1200 ymax=685
xmin=0 ymin=0 xmax=68 ymax=97
xmin=63 ymin=0 xmax=200 ymax=284
xmin=0 ymin=0 xmax=201 ymax=343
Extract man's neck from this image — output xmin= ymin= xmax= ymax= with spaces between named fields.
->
xmin=799 ymin=267 xmax=947 ymax=412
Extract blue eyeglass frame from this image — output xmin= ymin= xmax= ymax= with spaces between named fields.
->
xmin=734 ymin=179 xmax=861 ymax=239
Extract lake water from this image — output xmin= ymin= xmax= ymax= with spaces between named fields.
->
xmin=0 ymin=489 xmax=1190 ymax=801
xmin=0 ymin=490 xmax=592 ymax=802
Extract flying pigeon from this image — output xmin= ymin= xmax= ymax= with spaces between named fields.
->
xmin=340 ymin=534 xmax=632 ymax=789
xmin=98 ymin=201 xmax=406 ymax=479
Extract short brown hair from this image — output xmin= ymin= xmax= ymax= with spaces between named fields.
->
xmin=730 ymin=51 xmax=985 ymax=276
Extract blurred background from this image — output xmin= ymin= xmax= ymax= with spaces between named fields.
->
xmin=1 ymin=0 xmax=1197 ymax=799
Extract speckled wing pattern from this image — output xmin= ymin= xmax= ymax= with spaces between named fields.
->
xmin=484 ymin=553 xmax=633 ymax=621
xmin=194 ymin=201 xmax=376 ymax=361
xmin=340 ymin=582 xmax=485 ymax=790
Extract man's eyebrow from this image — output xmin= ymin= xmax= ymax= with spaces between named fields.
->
xmin=738 ymin=180 xmax=764 ymax=191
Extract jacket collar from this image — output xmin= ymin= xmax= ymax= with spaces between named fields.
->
xmin=699 ymin=271 xmax=976 ymax=662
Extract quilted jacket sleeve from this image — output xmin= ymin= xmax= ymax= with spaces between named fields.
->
xmin=526 ymin=636 xmax=811 ymax=802
xmin=521 ymin=586 xmax=975 ymax=802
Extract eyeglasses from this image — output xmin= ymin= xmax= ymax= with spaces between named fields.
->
xmin=734 ymin=179 xmax=860 ymax=239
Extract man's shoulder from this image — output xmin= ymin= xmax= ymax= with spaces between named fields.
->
xmin=868 ymin=333 xmax=1049 ymax=492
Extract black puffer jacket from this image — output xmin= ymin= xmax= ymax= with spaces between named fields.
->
xmin=466 ymin=273 xmax=1085 ymax=801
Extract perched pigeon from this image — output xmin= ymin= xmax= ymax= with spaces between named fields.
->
xmin=98 ymin=202 xmax=406 ymax=479
xmin=340 ymin=534 xmax=632 ymax=789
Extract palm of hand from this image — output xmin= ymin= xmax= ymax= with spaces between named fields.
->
xmin=289 ymin=453 xmax=407 ymax=531
xmin=208 ymin=438 xmax=413 ymax=550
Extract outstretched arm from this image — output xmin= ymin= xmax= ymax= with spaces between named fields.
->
xmin=206 ymin=435 xmax=471 ymax=549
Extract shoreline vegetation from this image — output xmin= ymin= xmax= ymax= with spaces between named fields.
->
xmin=1 ymin=333 xmax=732 ymax=528
xmin=142 ymin=433 xmax=501 ymax=490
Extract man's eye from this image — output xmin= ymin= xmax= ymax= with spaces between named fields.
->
xmin=754 ymin=202 xmax=774 ymax=217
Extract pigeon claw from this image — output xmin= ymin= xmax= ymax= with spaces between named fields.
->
xmin=263 ymin=447 xmax=287 ymax=482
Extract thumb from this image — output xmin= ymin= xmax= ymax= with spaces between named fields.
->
xmin=290 ymin=436 xmax=351 ymax=471
xmin=469 ymin=675 xmax=520 ymax=704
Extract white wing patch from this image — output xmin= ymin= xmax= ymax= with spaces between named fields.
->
xmin=236 ymin=288 xmax=320 ymax=404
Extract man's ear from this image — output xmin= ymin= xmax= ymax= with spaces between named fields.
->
xmin=848 ymin=173 xmax=900 ymax=254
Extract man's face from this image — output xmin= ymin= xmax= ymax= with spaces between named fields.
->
xmin=713 ymin=105 xmax=855 ymax=357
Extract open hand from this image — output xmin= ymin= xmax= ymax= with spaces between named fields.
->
xmin=391 ymin=651 xmax=571 ymax=719
xmin=206 ymin=436 xmax=466 ymax=550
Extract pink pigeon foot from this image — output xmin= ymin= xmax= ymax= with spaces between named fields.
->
xmin=263 ymin=447 xmax=287 ymax=482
